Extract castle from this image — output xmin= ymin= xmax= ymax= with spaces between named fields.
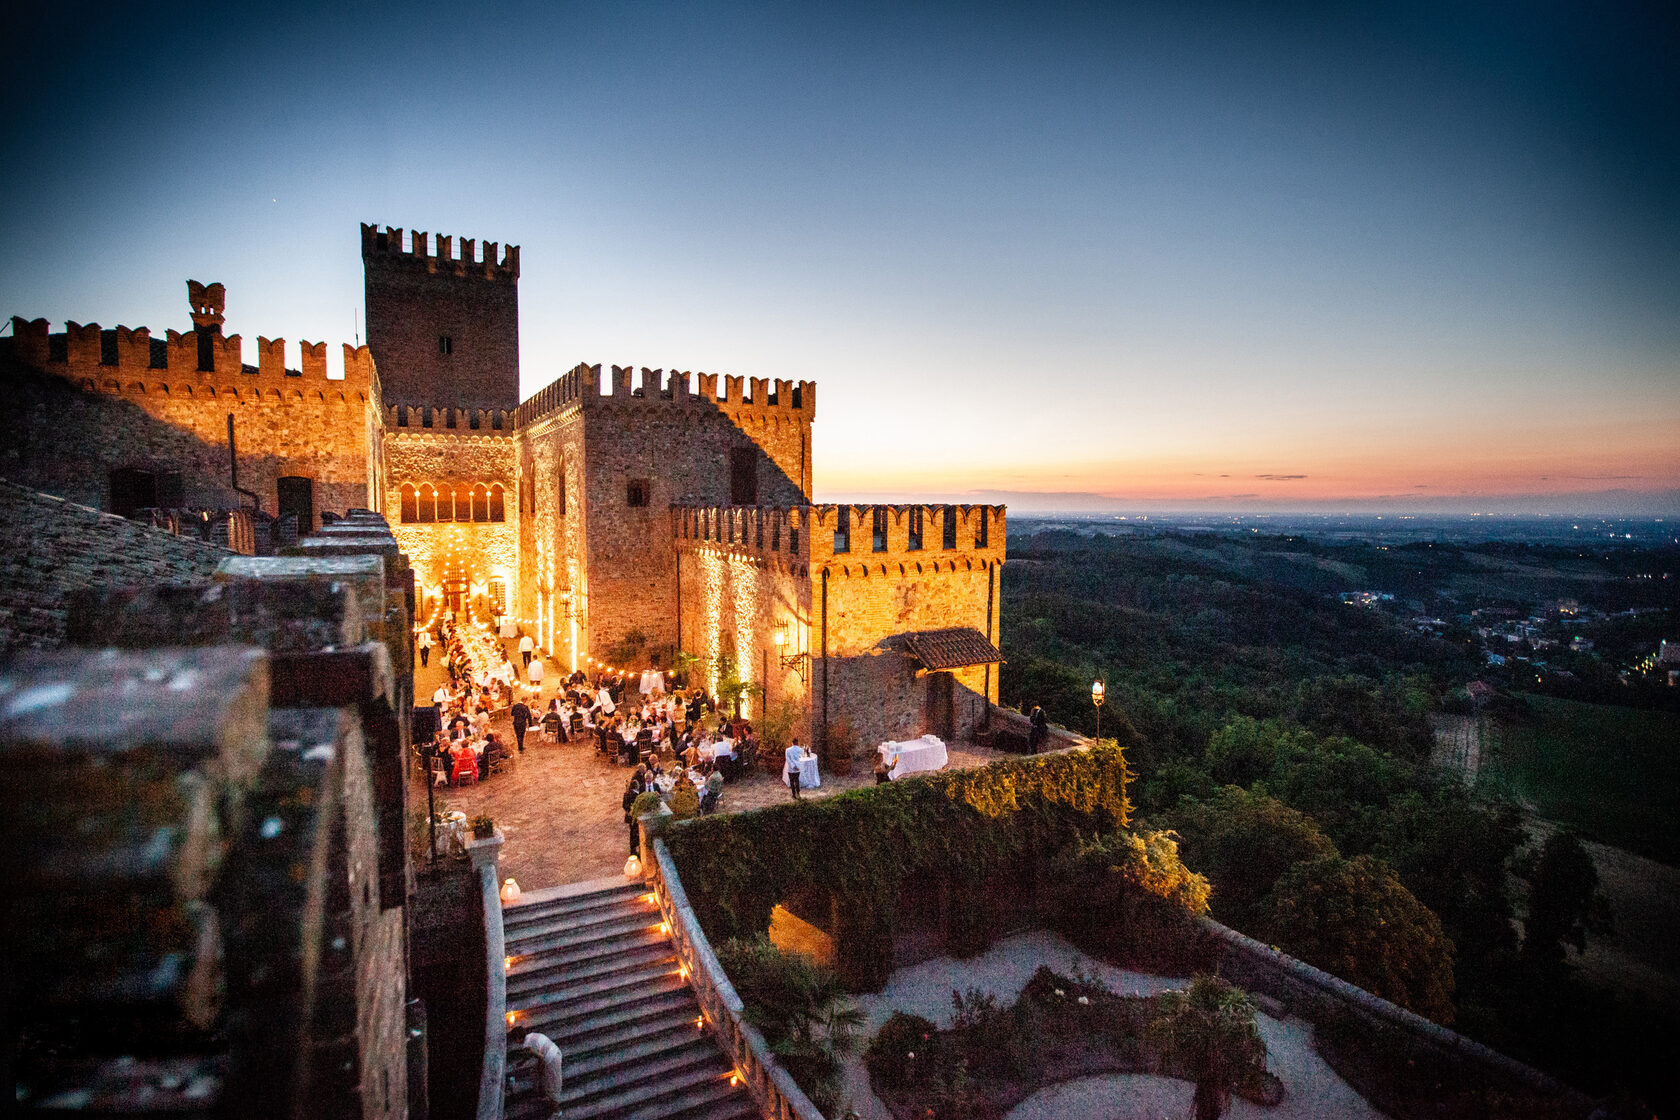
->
xmin=1 ymin=223 xmax=1004 ymax=749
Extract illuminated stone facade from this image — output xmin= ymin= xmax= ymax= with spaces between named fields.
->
xmin=1 ymin=221 xmax=1004 ymax=748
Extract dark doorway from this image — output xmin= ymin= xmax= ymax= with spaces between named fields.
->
xmin=925 ymin=671 xmax=955 ymax=741
xmin=443 ymin=577 xmax=469 ymax=619
xmin=109 ymin=468 xmax=157 ymax=519
xmin=277 ymin=476 xmax=315 ymax=534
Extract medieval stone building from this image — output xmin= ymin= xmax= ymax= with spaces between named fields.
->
xmin=1 ymin=223 xmax=1004 ymax=748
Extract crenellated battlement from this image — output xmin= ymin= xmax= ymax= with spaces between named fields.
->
xmin=359 ymin=223 xmax=519 ymax=280
xmin=672 ymin=504 xmax=810 ymax=569
xmin=385 ymin=402 xmax=514 ymax=436
xmin=514 ymin=362 xmax=817 ymax=429
xmin=6 ymin=316 xmax=376 ymax=396
xmin=807 ymin=503 xmax=1005 ymax=569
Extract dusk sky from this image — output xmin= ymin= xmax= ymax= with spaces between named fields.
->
xmin=3 ymin=2 xmax=1676 ymax=513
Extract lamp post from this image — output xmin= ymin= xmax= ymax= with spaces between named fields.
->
xmin=1092 ymin=678 xmax=1105 ymax=745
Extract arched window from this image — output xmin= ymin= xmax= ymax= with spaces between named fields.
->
xmin=417 ymin=484 xmax=436 ymax=523
xmin=490 ymin=484 xmax=505 ymax=522
xmin=472 ymin=484 xmax=489 ymax=522
xmin=400 ymin=484 xmax=417 ymax=523
xmin=436 ymin=484 xmax=455 ymax=522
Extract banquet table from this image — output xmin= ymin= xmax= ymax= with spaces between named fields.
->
xmin=699 ymin=740 xmax=735 ymax=761
xmin=781 ymin=752 xmax=820 ymax=789
xmin=877 ymin=735 xmax=948 ymax=780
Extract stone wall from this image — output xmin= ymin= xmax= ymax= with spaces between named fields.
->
xmin=0 ymin=479 xmax=231 ymax=654
xmin=3 ymin=321 xmax=382 ymax=526
xmin=516 ymin=405 xmax=588 ymax=669
xmin=362 ymin=224 xmax=521 ymax=412
xmin=675 ymin=540 xmax=812 ymax=728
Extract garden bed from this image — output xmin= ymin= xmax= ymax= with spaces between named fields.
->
xmin=864 ymin=966 xmax=1282 ymax=1120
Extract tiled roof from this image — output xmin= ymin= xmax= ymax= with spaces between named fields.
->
xmin=903 ymin=627 xmax=1004 ymax=671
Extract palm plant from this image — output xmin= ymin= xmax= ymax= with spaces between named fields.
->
xmin=718 ymin=937 xmax=865 ymax=1112
xmin=1147 ymin=975 xmax=1265 ymax=1120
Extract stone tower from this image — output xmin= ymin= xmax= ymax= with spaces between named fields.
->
xmin=361 ymin=223 xmax=521 ymax=412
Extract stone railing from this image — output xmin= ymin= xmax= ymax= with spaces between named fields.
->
xmin=649 ymin=837 xmax=827 ymax=1120
xmin=470 ymin=831 xmax=507 ymax=1120
xmin=1198 ymin=917 xmax=1595 ymax=1112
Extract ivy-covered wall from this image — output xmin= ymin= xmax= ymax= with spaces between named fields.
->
xmin=664 ymin=743 xmax=1133 ymax=989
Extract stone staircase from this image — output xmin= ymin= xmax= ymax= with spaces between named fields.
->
xmin=503 ymin=879 xmax=760 ymax=1120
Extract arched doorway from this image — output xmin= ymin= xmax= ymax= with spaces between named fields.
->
xmin=443 ymin=576 xmax=469 ymax=619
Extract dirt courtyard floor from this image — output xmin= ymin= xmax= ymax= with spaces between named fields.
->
xmin=412 ymin=635 xmax=1014 ymax=889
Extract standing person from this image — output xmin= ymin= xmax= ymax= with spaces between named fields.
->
xmin=519 ymin=632 xmax=534 ymax=669
xmin=510 ymin=698 xmax=531 ymax=754
xmin=1029 ymin=704 xmax=1048 ymax=754
xmin=622 ymin=771 xmax=647 ymax=855
xmin=417 ymin=628 xmax=433 ymax=667
xmin=527 ymin=655 xmax=544 ymax=693
xmin=785 ymin=738 xmax=806 ymax=800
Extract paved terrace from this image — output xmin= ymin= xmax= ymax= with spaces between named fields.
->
xmin=413 ymin=636 xmax=1013 ymax=888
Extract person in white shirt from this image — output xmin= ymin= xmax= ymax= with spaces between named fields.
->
xmin=527 ymin=657 xmax=544 ymax=690
xmin=518 ymin=633 xmax=535 ymax=668
xmin=595 ymin=686 xmax=616 ymax=718
xmin=417 ymin=629 xmax=433 ymax=667
xmin=785 ymin=739 xmax=807 ymax=800
xmin=432 ymin=684 xmax=450 ymax=707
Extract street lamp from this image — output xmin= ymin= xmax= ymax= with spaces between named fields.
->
xmin=1092 ymin=678 xmax=1105 ymax=744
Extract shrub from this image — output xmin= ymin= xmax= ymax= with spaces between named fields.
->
xmin=668 ymin=777 xmax=700 ymax=820
xmin=716 ymin=936 xmax=864 ymax=1114
xmin=630 ymin=791 xmax=663 ymax=818
xmin=865 ymin=1011 xmax=939 ymax=1091
xmin=1167 ymin=785 xmax=1337 ymax=931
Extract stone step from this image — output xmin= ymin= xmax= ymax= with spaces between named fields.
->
xmin=558 ymin=1038 xmax=721 ymax=1107
xmin=560 ymin=1010 xmax=708 ymax=1063
xmin=506 ymin=942 xmax=675 ymax=1001
xmin=507 ymin=957 xmax=682 ymax=1015
xmin=562 ymin=1059 xmax=740 ymax=1120
xmin=507 ymin=925 xmax=669 ymax=978
xmin=511 ymin=979 xmax=694 ymax=1042
xmin=505 ymin=1079 xmax=757 ymax=1120
xmin=503 ymin=882 xmax=651 ymax=931
xmin=563 ymin=1031 xmax=719 ymax=1086
xmin=504 ymin=909 xmax=664 ymax=955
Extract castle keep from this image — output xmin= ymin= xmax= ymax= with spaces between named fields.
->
xmin=1 ymin=223 xmax=1004 ymax=746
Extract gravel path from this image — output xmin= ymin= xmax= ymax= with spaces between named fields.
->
xmin=838 ymin=929 xmax=1386 ymax=1120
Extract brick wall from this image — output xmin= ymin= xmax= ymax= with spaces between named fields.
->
xmin=0 ymin=479 xmax=230 ymax=654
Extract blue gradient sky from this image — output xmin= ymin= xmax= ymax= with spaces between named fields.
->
xmin=3 ymin=2 xmax=1676 ymax=512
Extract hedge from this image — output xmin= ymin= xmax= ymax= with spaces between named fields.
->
xmin=664 ymin=742 xmax=1133 ymax=989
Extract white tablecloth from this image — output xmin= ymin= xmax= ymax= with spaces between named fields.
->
xmin=699 ymin=741 xmax=735 ymax=761
xmin=782 ymin=753 xmax=820 ymax=788
xmin=878 ymin=734 xmax=948 ymax=780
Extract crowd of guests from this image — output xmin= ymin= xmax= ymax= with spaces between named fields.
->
xmin=419 ymin=614 xmax=521 ymax=785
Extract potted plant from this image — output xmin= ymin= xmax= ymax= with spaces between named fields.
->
xmin=471 ymin=813 xmax=496 ymax=840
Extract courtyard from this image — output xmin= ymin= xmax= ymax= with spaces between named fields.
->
xmin=414 ymin=631 xmax=1013 ymax=888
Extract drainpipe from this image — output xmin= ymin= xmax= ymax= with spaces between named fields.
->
xmin=228 ymin=414 xmax=260 ymax=512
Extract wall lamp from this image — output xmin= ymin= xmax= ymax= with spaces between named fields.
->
xmin=773 ymin=624 xmax=810 ymax=683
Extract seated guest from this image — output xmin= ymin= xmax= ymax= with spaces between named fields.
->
xmin=702 ymin=767 xmax=723 ymax=813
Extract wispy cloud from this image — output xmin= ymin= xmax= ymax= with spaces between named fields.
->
xmin=1255 ymin=474 xmax=1308 ymax=481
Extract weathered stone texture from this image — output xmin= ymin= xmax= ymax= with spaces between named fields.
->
xmin=0 ymin=479 xmax=231 ymax=655
xmin=3 ymin=324 xmax=382 ymax=525
xmin=362 ymin=224 xmax=520 ymax=412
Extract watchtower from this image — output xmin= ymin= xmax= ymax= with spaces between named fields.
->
xmin=361 ymin=223 xmax=521 ymax=412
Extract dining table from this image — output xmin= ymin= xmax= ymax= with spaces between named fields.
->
xmin=877 ymin=734 xmax=948 ymax=780
xmin=781 ymin=751 xmax=820 ymax=789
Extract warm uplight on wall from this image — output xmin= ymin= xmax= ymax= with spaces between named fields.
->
xmin=774 ymin=622 xmax=810 ymax=682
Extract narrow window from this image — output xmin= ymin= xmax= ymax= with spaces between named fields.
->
xmin=834 ymin=507 xmax=850 ymax=553
xmin=729 ymin=447 xmax=758 ymax=505
xmin=439 ymin=335 xmax=453 ymax=355
xmin=422 ymin=407 xmax=433 ymax=428
xmin=469 ymin=411 xmax=481 ymax=430
xmin=907 ymin=507 xmax=923 ymax=550
xmin=872 ymin=507 xmax=888 ymax=552
xmin=417 ymin=484 xmax=435 ymax=523
xmin=100 ymin=330 xmax=118 ymax=366
xmin=771 ymin=515 xmax=781 ymax=551
xmin=627 ymin=479 xmax=650 ymax=508
xmin=975 ymin=509 xmax=989 ymax=549
xmin=401 ymin=485 xmax=418 ymax=523
xmin=557 ymin=466 xmax=567 ymax=516
xmin=943 ymin=505 xmax=957 ymax=550
xmin=445 ymin=408 xmax=457 ymax=429
xmin=472 ymin=484 xmax=489 ymax=522
xmin=490 ymin=484 xmax=504 ymax=522
xmin=436 ymin=484 xmax=454 ymax=522
xmin=197 ymin=330 xmax=215 ymax=372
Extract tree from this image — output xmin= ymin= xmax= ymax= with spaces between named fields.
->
xmin=1263 ymin=853 xmax=1457 ymax=1024
xmin=1523 ymin=829 xmax=1609 ymax=964
xmin=1148 ymin=975 xmax=1266 ymax=1120
xmin=1168 ymin=786 xmax=1338 ymax=932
